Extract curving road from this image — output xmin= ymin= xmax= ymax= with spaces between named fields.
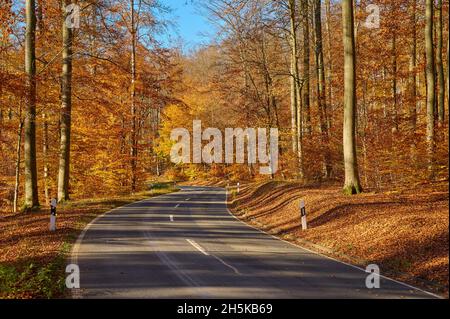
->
xmin=71 ymin=186 xmax=438 ymax=299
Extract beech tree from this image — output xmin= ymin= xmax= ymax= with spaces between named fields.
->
xmin=24 ymin=0 xmax=39 ymax=208
xmin=425 ymin=0 xmax=436 ymax=177
xmin=436 ymin=0 xmax=445 ymax=124
xmin=58 ymin=0 xmax=74 ymax=202
xmin=342 ymin=0 xmax=362 ymax=195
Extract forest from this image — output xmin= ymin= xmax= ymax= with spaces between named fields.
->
xmin=0 ymin=0 xmax=448 ymax=211
xmin=0 ymin=0 xmax=449 ymax=299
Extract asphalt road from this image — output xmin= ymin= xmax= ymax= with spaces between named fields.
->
xmin=71 ymin=186 xmax=438 ymax=299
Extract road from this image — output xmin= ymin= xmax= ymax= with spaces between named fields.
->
xmin=71 ymin=186 xmax=438 ymax=299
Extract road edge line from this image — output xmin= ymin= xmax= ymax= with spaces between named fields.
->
xmin=69 ymin=191 xmax=181 ymax=299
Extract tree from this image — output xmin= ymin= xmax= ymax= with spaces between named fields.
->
xmin=342 ymin=0 xmax=361 ymax=195
xmin=288 ymin=0 xmax=303 ymax=178
xmin=58 ymin=0 xmax=74 ymax=202
xmin=13 ymin=106 xmax=24 ymax=213
xmin=37 ymin=0 xmax=49 ymax=205
xmin=408 ymin=0 xmax=417 ymax=132
xmin=436 ymin=0 xmax=445 ymax=124
xmin=425 ymin=0 xmax=435 ymax=177
xmin=130 ymin=0 xmax=138 ymax=193
xmin=314 ymin=0 xmax=332 ymax=178
xmin=301 ymin=0 xmax=311 ymax=135
xmin=24 ymin=0 xmax=39 ymax=208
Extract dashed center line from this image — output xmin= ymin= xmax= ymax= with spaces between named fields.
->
xmin=174 ymin=204 xmax=180 ymax=208
xmin=185 ymin=239 xmax=241 ymax=275
xmin=186 ymin=239 xmax=209 ymax=256
xmin=212 ymin=255 xmax=241 ymax=275
xmin=170 ymin=215 xmax=174 ymax=222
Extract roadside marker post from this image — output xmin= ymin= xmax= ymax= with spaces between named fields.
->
xmin=237 ymin=183 xmax=240 ymax=194
xmin=50 ymin=198 xmax=57 ymax=232
xmin=300 ymin=200 xmax=307 ymax=230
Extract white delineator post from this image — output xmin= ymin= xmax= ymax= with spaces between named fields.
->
xmin=300 ymin=200 xmax=307 ymax=230
xmin=237 ymin=182 xmax=240 ymax=194
xmin=50 ymin=198 xmax=57 ymax=232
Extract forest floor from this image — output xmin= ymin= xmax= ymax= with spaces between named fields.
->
xmin=0 ymin=184 xmax=178 ymax=299
xmin=226 ymin=180 xmax=449 ymax=297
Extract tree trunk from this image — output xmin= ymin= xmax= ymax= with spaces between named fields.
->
xmin=14 ymin=117 xmax=24 ymax=213
xmin=301 ymin=0 xmax=311 ymax=135
xmin=436 ymin=0 xmax=445 ymax=124
xmin=342 ymin=0 xmax=362 ymax=195
xmin=58 ymin=0 xmax=74 ymax=202
xmin=42 ymin=112 xmax=49 ymax=205
xmin=408 ymin=0 xmax=417 ymax=132
xmin=37 ymin=1 xmax=48 ymax=205
xmin=296 ymin=86 xmax=304 ymax=179
xmin=392 ymin=31 xmax=399 ymax=133
xmin=24 ymin=0 xmax=39 ymax=209
xmin=425 ymin=0 xmax=436 ymax=178
xmin=130 ymin=0 xmax=138 ymax=192
xmin=288 ymin=0 xmax=304 ymax=178
xmin=314 ymin=0 xmax=332 ymax=178
xmin=325 ymin=0 xmax=334 ymax=117
xmin=289 ymin=0 xmax=298 ymax=155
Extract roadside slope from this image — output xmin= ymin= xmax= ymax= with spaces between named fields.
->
xmin=0 ymin=186 xmax=178 ymax=298
xmin=228 ymin=181 xmax=449 ymax=296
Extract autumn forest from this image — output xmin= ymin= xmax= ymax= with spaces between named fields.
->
xmin=0 ymin=0 xmax=449 ymax=299
xmin=0 ymin=0 xmax=448 ymax=211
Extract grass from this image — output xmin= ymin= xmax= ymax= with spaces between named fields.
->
xmin=0 ymin=242 xmax=70 ymax=299
xmin=0 ymin=184 xmax=179 ymax=299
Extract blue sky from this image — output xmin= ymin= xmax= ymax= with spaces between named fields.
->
xmin=159 ymin=0 xmax=215 ymax=52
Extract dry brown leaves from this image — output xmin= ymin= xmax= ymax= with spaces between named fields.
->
xmin=230 ymin=181 xmax=449 ymax=297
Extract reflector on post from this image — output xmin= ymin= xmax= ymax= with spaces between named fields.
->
xmin=300 ymin=200 xmax=307 ymax=230
xmin=50 ymin=198 xmax=57 ymax=232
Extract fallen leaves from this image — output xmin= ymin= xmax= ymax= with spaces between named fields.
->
xmin=230 ymin=181 xmax=449 ymax=297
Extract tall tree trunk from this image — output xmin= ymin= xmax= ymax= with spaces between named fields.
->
xmin=408 ymin=0 xmax=417 ymax=132
xmin=436 ymin=0 xmax=445 ymax=124
xmin=14 ymin=115 xmax=24 ymax=213
xmin=301 ymin=0 xmax=311 ymax=135
xmin=89 ymin=4 xmax=98 ymax=76
xmin=58 ymin=0 xmax=74 ymax=202
xmin=130 ymin=0 xmax=138 ymax=192
xmin=288 ymin=0 xmax=304 ymax=178
xmin=37 ymin=0 xmax=48 ymax=205
xmin=155 ymin=105 xmax=161 ymax=177
xmin=24 ymin=0 xmax=39 ymax=208
xmin=296 ymin=87 xmax=304 ymax=179
xmin=342 ymin=0 xmax=362 ymax=195
xmin=325 ymin=0 xmax=333 ymax=116
xmin=425 ymin=0 xmax=436 ymax=178
xmin=289 ymin=0 xmax=298 ymax=155
xmin=42 ymin=112 xmax=49 ymax=205
xmin=314 ymin=0 xmax=332 ymax=178
xmin=392 ymin=31 xmax=399 ymax=133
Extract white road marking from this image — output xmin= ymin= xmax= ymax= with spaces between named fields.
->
xmin=186 ymin=239 xmax=209 ymax=256
xmin=185 ymin=198 xmax=191 ymax=201
xmin=170 ymin=215 xmax=174 ymax=222
xmin=174 ymin=204 xmax=180 ymax=208
xmin=186 ymin=239 xmax=241 ymax=275
xmin=212 ymin=255 xmax=241 ymax=275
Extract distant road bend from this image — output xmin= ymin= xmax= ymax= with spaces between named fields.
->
xmin=71 ymin=186 xmax=439 ymax=299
